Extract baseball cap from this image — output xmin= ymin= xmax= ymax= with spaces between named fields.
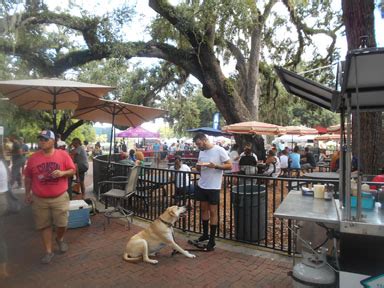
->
xmin=38 ymin=130 xmax=55 ymax=140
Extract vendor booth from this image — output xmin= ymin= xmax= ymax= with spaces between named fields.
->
xmin=275 ymin=47 xmax=384 ymax=287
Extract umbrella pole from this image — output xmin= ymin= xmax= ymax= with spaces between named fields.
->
xmin=53 ymin=93 xmax=57 ymax=133
xmin=107 ymin=112 xmax=116 ymax=168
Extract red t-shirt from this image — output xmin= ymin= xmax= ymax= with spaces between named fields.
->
xmin=24 ymin=149 xmax=76 ymax=198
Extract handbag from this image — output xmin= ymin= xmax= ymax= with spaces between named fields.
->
xmin=5 ymin=188 xmax=22 ymax=215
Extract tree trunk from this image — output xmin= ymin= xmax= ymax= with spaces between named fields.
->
xmin=342 ymin=0 xmax=382 ymax=174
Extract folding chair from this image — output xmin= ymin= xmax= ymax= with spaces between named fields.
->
xmin=98 ymin=166 xmax=140 ymax=230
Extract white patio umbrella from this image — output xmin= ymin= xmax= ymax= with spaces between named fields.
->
xmin=72 ymin=97 xmax=167 ymax=162
xmin=0 ymin=78 xmax=115 ymax=132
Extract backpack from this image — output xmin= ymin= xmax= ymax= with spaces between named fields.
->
xmin=239 ymin=154 xmax=257 ymax=166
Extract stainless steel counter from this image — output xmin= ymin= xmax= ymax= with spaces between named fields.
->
xmin=274 ymin=190 xmax=339 ymax=225
xmin=274 ymin=190 xmax=384 ymax=237
xmin=335 ymin=200 xmax=384 ymax=237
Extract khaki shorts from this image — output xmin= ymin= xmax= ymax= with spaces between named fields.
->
xmin=32 ymin=192 xmax=70 ymax=230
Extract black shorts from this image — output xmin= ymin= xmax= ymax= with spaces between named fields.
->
xmin=78 ymin=168 xmax=88 ymax=182
xmin=195 ymin=186 xmax=220 ymax=205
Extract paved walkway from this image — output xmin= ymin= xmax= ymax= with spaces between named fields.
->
xmin=1 ymin=162 xmax=293 ymax=288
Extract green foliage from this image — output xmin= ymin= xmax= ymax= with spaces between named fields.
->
xmin=66 ymin=122 xmax=96 ymax=144
xmin=160 ymin=86 xmax=218 ymax=136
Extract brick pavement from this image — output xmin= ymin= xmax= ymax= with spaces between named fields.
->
xmin=1 ymin=161 xmax=294 ymax=288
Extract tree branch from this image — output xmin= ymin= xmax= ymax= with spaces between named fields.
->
xmin=62 ymin=120 xmax=84 ymax=140
xmin=17 ymin=11 xmax=102 ymax=48
xmin=282 ymin=0 xmax=340 ymax=68
xmin=225 ymin=40 xmax=247 ymax=81
xmin=148 ymin=0 xmax=202 ymax=48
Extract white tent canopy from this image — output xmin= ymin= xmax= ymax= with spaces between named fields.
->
xmin=273 ymin=134 xmax=316 ymax=144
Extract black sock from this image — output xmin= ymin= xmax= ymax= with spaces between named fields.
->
xmin=209 ymin=225 xmax=217 ymax=243
xmin=202 ymin=220 xmax=209 ymax=238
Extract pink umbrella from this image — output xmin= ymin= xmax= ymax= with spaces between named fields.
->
xmin=117 ymin=126 xmax=160 ymax=138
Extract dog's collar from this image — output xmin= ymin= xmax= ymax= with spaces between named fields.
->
xmin=159 ymin=217 xmax=173 ymax=227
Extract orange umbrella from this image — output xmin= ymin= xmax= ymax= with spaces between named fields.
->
xmin=222 ymin=121 xmax=285 ymax=135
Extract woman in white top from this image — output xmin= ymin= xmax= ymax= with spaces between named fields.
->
xmin=0 ymin=146 xmax=10 ymax=278
xmin=170 ymin=156 xmax=194 ymax=200
xmin=263 ymin=150 xmax=281 ymax=178
xmin=229 ymin=144 xmax=240 ymax=173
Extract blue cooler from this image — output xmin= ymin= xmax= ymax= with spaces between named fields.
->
xmin=68 ymin=200 xmax=91 ymax=229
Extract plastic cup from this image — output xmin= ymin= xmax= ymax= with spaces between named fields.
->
xmin=313 ymin=184 xmax=325 ymax=199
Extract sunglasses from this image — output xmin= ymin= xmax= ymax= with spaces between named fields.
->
xmin=38 ymin=138 xmax=50 ymax=142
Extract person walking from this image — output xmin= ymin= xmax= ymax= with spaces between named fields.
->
xmin=192 ymin=133 xmax=231 ymax=251
xmin=0 ymin=146 xmax=10 ymax=278
xmin=24 ymin=130 xmax=75 ymax=264
xmin=10 ymin=137 xmax=23 ymax=189
xmin=3 ymin=137 xmax=12 ymax=167
xmin=19 ymin=137 xmax=29 ymax=175
xmin=70 ymin=138 xmax=89 ymax=199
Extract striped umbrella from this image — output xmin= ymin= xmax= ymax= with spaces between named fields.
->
xmin=283 ymin=125 xmax=319 ymax=135
xmin=222 ymin=121 xmax=285 ymax=135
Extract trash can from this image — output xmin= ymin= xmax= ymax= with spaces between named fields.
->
xmin=231 ymin=183 xmax=266 ymax=242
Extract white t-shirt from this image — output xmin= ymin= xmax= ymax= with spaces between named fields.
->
xmin=229 ymin=150 xmax=239 ymax=162
xmin=0 ymin=161 xmax=8 ymax=193
xmin=170 ymin=164 xmax=191 ymax=188
xmin=279 ymin=155 xmax=289 ymax=169
xmin=198 ymin=145 xmax=230 ymax=190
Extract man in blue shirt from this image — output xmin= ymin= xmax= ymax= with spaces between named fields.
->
xmin=289 ymin=146 xmax=301 ymax=176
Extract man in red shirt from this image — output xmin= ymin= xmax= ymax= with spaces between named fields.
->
xmin=24 ymin=130 xmax=75 ymax=264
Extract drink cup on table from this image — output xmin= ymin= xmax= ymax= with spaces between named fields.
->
xmin=313 ymin=184 xmax=325 ymax=199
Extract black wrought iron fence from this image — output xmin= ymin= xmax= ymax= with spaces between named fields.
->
xmin=93 ymin=156 xmax=339 ymax=255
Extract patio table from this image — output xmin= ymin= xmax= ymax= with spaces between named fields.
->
xmin=303 ymin=172 xmax=339 ymax=180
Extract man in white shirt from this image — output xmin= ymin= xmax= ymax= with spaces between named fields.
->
xmin=193 ymin=133 xmax=232 ymax=251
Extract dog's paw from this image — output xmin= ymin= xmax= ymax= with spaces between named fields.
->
xmin=147 ymin=259 xmax=158 ymax=264
xmin=186 ymin=253 xmax=196 ymax=258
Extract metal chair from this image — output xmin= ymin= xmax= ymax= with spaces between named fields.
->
xmin=98 ymin=166 xmax=140 ymax=230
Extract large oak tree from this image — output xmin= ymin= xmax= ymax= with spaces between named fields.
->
xmin=342 ymin=0 xmax=382 ymax=174
xmin=1 ymin=0 xmax=341 ymax=153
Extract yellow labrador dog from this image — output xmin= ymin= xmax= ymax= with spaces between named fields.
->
xmin=123 ymin=205 xmax=196 ymax=264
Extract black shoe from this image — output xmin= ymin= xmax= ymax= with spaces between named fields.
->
xmin=188 ymin=235 xmax=209 ymax=246
xmin=197 ymin=235 xmax=209 ymax=242
xmin=206 ymin=241 xmax=216 ymax=251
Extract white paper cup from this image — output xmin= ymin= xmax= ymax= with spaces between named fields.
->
xmin=313 ymin=184 xmax=325 ymax=199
